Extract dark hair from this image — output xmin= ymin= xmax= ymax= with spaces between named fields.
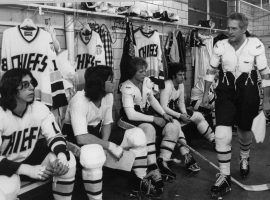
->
xmin=126 ymin=57 xmax=147 ymax=80
xmin=228 ymin=12 xmax=248 ymax=30
xmin=84 ymin=65 xmax=113 ymax=83
xmin=168 ymin=62 xmax=186 ymax=79
xmin=0 ymin=68 xmax=38 ymax=111
xmin=84 ymin=66 xmax=113 ymax=101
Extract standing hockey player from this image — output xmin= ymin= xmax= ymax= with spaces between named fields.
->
xmin=118 ymin=57 xmax=180 ymax=187
xmin=0 ymin=69 xmax=76 ymax=200
xmin=202 ymin=13 xmax=270 ymax=198
xmin=63 ymin=66 xmax=159 ymax=199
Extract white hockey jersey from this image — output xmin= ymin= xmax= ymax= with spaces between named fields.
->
xmin=64 ymin=91 xmax=113 ymax=136
xmin=210 ymin=37 xmax=268 ymax=78
xmin=0 ymin=101 xmax=66 ymax=164
xmin=75 ymin=30 xmax=106 ymax=90
xmin=134 ymin=29 xmax=163 ymax=79
xmin=1 ymin=26 xmax=67 ymax=108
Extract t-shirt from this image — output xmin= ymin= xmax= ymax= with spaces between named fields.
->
xmin=64 ymin=91 xmax=113 ymax=136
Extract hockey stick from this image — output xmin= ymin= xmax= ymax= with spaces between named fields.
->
xmin=179 ymin=141 xmax=270 ymax=191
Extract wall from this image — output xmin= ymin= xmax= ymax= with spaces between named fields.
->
xmin=0 ymin=1 xmax=191 ymax=121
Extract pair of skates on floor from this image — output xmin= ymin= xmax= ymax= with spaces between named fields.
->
xmin=130 ymin=153 xmax=201 ymax=199
xmin=211 ymin=157 xmax=250 ymax=199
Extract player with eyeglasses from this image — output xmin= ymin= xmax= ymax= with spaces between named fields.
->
xmin=0 ymin=68 xmax=76 ymax=200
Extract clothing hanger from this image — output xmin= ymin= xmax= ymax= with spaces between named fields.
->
xmin=20 ymin=18 xmax=37 ymax=30
xmin=81 ymin=23 xmax=92 ymax=36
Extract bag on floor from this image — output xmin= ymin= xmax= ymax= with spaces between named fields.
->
xmin=252 ymin=111 xmax=266 ymax=143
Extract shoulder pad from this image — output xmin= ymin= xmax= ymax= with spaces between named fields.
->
xmin=120 ymin=82 xmax=134 ymax=95
xmin=248 ymin=37 xmax=265 ymax=56
xmin=143 ymin=77 xmax=154 ymax=90
xmin=213 ymin=40 xmax=225 ymax=56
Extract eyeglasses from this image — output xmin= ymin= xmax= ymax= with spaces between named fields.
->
xmin=18 ymin=80 xmax=37 ymax=90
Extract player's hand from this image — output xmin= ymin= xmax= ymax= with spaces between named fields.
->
xmin=201 ymin=94 xmax=209 ymax=107
xmin=20 ymin=164 xmax=50 ymax=180
xmin=153 ymin=116 xmax=166 ymax=127
xmin=162 ymin=113 xmax=173 ymax=123
xmin=108 ymin=142 xmax=124 ymax=160
xmin=179 ymin=113 xmax=191 ymax=123
xmin=52 ymin=153 xmax=69 ymax=176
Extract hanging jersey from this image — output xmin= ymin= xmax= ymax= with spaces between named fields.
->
xmin=1 ymin=26 xmax=67 ymax=108
xmin=75 ymin=30 xmax=105 ymax=90
xmin=210 ymin=37 xmax=268 ymax=78
xmin=64 ymin=91 xmax=113 ymax=136
xmin=134 ymin=29 xmax=163 ymax=79
xmin=0 ymin=101 xmax=66 ymax=165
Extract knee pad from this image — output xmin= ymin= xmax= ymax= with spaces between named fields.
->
xmin=122 ymin=128 xmax=147 ymax=148
xmin=139 ymin=123 xmax=156 ymax=142
xmin=190 ymin=111 xmax=204 ymax=123
xmin=0 ymin=189 xmax=6 ymax=200
xmin=0 ymin=174 xmax=20 ymax=200
xmin=59 ymin=151 xmax=76 ymax=179
xmin=215 ymin=126 xmax=232 ymax=151
xmin=162 ymin=122 xmax=179 ymax=140
xmin=80 ymin=144 xmax=106 ymax=169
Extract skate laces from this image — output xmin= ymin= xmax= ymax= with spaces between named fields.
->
xmin=184 ymin=153 xmax=194 ymax=166
xmin=140 ymin=177 xmax=156 ymax=195
xmin=240 ymin=157 xmax=248 ymax=169
xmin=214 ymin=173 xmax=229 ymax=187
xmin=146 ymin=169 xmax=162 ymax=183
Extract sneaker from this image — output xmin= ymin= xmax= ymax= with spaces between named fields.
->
xmin=145 ymin=168 xmax=164 ymax=189
xmin=210 ymin=173 xmax=231 ymax=199
xmin=157 ymin=157 xmax=176 ymax=181
xmin=240 ymin=157 xmax=250 ymax=178
xmin=184 ymin=153 xmax=201 ymax=172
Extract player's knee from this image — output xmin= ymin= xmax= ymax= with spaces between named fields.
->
xmin=163 ymin=122 xmax=179 ymax=140
xmin=80 ymin=144 xmax=106 ymax=169
xmin=59 ymin=151 xmax=76 ymax=179
xmin=0 ymin=189 xmax=6 ymax=200
xmin=215 ymin=126 xmax=232 ymax=151
xmin=124 ymin=128 xmax=147 ymax=147
xmin=139 ymin=123 xmax=156 ymax=141
xmin=0 ymin=174 xmax=20 ymax=200
xmin=192 ymin=111 xmax=204 ymax=123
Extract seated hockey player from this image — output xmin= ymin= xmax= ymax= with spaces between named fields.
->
xmin=160 ymin=62 xmax=215 ymax=147
xmin=118 ymin=57 xmax=180 ymax=186
xmin=62 ymin=66 xmax=159 ymax=199
xmin=0 ymin=68 xmax=76 ymax=200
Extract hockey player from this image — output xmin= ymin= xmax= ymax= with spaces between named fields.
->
xmin=202 ymin=13 xmax=270 ymax=198
xmin=0 ymin=68 xmax=76 ymax=200
xmin=62 ymin=66 xmax=159 ymax=199
xmin=118 ymin=57 xmax=180 ymax=187
xmin=160 ymin=62 xmax=215 ymax=172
